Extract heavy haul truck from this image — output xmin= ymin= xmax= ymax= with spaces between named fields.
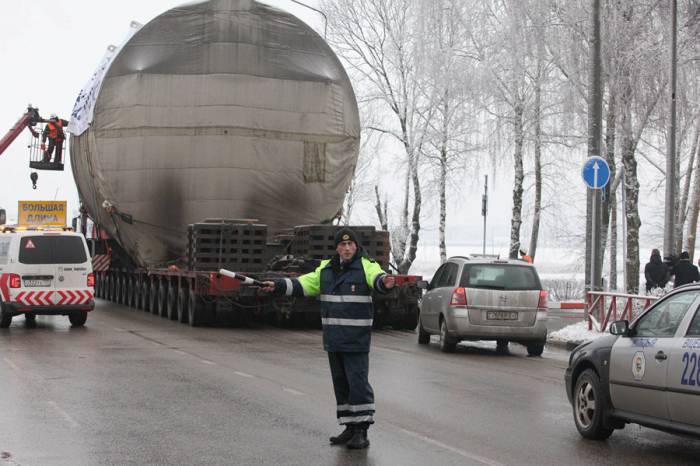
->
xmin=67 ymin=0 xmax=421 ymax=329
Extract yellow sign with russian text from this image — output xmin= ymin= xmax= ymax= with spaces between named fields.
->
xmin=18 ymin=201 xmax=67 ymax=226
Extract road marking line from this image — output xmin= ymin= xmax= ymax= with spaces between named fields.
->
xmin=172 ymin=350 xmax=187 ymax=356
xmin=282 ymin=387 xmax=304 ymax=396
xmin=200 ymin=359 xmax=216 ymax=365
xmin=3 ymin=358 xmax=19 ymax=371
xmin=234 ymin=371 xmax=254 ymax=378
xmin=48 ymin=401 xmax=80 ymax=428
xmin=398 ymin=428 xmax=506 ymax=466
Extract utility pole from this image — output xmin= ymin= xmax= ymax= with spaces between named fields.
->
xmin=482 ymin=175 xmax=488 ymax=255
xmin=663 ymin=0 xmax=678 ymax=263
xmin=585 ymin=0 xmax=603 ymax=294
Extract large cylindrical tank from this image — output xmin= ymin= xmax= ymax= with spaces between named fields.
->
xmin=70 ymin=0 xmax=359 ymax=267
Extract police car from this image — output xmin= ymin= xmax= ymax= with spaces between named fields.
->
xmin=0 ymin=226 xmax=94 ymax=328
xmin=565 ymin=285 xmax=700 ymax=439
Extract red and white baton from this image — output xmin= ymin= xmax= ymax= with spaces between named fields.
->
xmin=218 ymin=269 xmax=265 ymax=287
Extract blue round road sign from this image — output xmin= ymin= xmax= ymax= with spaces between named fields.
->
xmin=581 ymin=156 xmax=610 ymax=189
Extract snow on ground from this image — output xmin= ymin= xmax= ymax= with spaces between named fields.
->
xmin=548 ymin=320 xmax=608 ymax=345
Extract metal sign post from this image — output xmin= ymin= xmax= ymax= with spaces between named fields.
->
xmin=582 ymin=156 xmax=610 ymax=294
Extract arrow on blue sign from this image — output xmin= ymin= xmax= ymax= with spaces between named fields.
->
xmin=581 ymin=156 xmax=610 ymax=189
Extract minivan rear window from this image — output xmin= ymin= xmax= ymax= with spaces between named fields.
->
xmin=460 ymin=264 xmax=541 ymax=291
xmin=19 ymin=236 xmax=87 ymax=264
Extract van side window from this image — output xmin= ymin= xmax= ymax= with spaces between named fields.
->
xmin=0 ymin=238 xmax=11 ymax=265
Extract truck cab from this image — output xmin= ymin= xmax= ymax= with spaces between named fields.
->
xmin=0 ymin=226 xmax=95 ymax=328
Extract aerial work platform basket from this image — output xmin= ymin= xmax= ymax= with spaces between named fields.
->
xmin=28 ymin=125 xmax=66 ymax=171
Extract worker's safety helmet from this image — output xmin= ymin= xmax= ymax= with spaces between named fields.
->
xmin=49 ymin=113 xmax=57 ymax=120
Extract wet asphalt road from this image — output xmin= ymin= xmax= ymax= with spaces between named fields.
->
xmin=1 ymin=300 xmax=699 ymax=466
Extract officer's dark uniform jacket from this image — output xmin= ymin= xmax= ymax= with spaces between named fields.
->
xmin=274 ymin=250 xmax=389 ymax=424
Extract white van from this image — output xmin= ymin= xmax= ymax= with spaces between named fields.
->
xmin=0 ymin=227 xmax=95 ymax=328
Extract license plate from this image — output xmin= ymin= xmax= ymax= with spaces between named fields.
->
xmin=487 ymin=311 xmax=518 ymax=320
xmin=23 ymin=279 xmax=51 ymax=287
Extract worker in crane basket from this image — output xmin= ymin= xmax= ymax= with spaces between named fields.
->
xmin=261 ymin=227 xmax=395 ymax=450
xmin=41 ymin=113 xmax=69 ymax=164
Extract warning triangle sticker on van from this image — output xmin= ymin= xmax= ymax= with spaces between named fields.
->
xmin=25 ymin=240 xmax=36 ymax=249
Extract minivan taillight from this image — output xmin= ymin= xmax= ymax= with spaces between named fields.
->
xmin=538 ymin=290 xmax=548 ymax=310
xmin=87 ymin=273 xmax=95 ymax=287
xmin=9 ymin=274 xmax=21 ymax=288
xmin=450 ymin=287 xmax=467 ymax=306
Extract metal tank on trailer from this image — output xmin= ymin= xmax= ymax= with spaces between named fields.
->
xmin=69 ymin=0 xmax=360 ymax=268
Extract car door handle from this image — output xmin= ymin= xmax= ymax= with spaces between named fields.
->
xmin=655 ymin=351 xmax=668 ymax=361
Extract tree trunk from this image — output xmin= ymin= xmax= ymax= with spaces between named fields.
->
xmin=374 ymin=185 xmax=388 ymax=231
xmin=677 ymin=129 xmax=699 ymax=254
xmin=529 ymin=76 xmax=542 ymax=262
xmin=685 ymin=125 xmax=700 ymax=260
xmin=601 ymin=95 xmax=617 ymax=260
xmin=620 ymin=81 xmax=641 ymax=294
xmin=397 ymin=151 xmax=421 ymax=274
xmin=438 ymin=95 xmax=449 ymax=264
xmin=509 ymin=99 xmax=525 ymax=259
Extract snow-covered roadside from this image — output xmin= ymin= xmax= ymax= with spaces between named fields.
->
xmin=548 ymin=321 xmax=608 ymax=347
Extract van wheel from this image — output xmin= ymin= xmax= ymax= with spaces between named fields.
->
xmin=0 ymin=307 xmax=13 ymax=328
xmin=417 ymin=318 xmax=430 ymax=344
xmin=573 ymin=369 xmax=614 ymax=440
xmin=69 ymin=311 xmax=88 ymax=327
xmin=439 ymin=318 xmax=457 ymax=353
xmin=527 ymin=342 xmax=545 ymax=357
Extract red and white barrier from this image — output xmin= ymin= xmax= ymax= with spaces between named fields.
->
xmin=92 ymin=254 xmax=111 ymax=272
xmin=547 ymin=301 xmax=585 ymax=310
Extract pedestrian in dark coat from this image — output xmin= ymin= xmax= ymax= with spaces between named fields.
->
xmin=261 ymin=227 xmax=395 ymax=450
xmin=672 ymin=251 xmax=700 ymax=288
xmin=644 ymin=248 xmax=668 ymax=292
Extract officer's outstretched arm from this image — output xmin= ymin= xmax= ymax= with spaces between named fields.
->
xmin=270 ymin=260 xmax=327 ymax=298
xmin=362 ymin=258 xmax=394 ymax=293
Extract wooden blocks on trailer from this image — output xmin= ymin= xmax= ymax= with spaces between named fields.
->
xmin=188 ymin=219 xmax=267 ymax=272
xmin=291 ymin=225 xmax=391 ymax=270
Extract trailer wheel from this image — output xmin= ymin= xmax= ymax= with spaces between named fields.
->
xmin=134 ymin=278 xmax=143 ymax=310
xmin=95 ymin=274 xmax=102 ymax=298
xmin=158 ymin=280 xmax=169 ymax=318
xmin=149 ymin=278 xmax=159 ymax=315
xmin=121 ymin=276 xmax=130 ymax=305
xmin=167 ymin=282 xmax=178 ymax=320
xmin=142 ymin=279 xmax=151 ymax=311
xmin=402 ymin=305 xmax=419 ymax=330
xmin=178 ymin=283 xmax=189 ymax=323
xmin=189 ymin=292 xmax=207 ymax=327
xmin=104 ymin=274 xmax=112 ymax=301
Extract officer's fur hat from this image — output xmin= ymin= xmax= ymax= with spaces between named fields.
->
xmin=334 ymin=227 xmax=359 ymax=247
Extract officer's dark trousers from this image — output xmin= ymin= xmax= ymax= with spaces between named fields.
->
xmin=328 ymin=351 xmax=375 ymax=426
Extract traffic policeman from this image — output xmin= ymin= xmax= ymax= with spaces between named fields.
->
xmin=261 ymin=227 xmax=395 ymax=449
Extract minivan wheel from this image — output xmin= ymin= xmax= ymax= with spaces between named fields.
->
xmin=439 ymin=318 xmax=457 ymax=353
xmin=417 ymin=318 xmax=430 ymax=345
xmin=0 ymin=308 xmax=13 ymax=328
xmin=526 ymin=342 xmax=545 ymax=357
xmin=24 ymin=313 xmax=37 ymax=327
xmin=573 ymin=369 xmax=614 ymax=440
xmin=69 ymin=311 xmax=88 ymax=327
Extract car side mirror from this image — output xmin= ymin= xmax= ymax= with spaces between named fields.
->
xmin=609 ymin=320 xmax=629 ymax=336
xmin=416 ymin=280 xmax=430 ymax=290
xmin=0 ymin=209 xmax=5 ymax=225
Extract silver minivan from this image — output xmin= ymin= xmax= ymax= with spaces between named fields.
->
xmin=417 ymin=256 xmax=548 ymax=356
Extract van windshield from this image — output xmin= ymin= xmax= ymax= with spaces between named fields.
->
xmin=459 ymin=264 xmax=541 ymax=291
xmin=19 ymin=236 xmax=87 ymax=264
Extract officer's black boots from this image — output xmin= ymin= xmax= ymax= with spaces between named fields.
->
xmin=329 ymin=425 xmax=354 ymax=445
xmin=346 ymin=423 xmax=370 ymax=449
